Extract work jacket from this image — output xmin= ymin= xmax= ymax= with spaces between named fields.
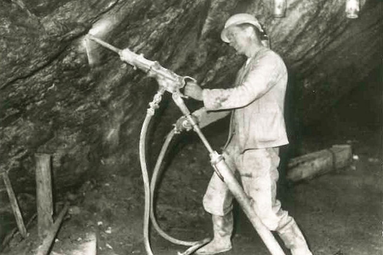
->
xmin=194 ymin=46 xmax=289 ymax=152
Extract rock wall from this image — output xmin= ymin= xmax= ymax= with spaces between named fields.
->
xmin=0 ymin=0 xmax=382 ymax=246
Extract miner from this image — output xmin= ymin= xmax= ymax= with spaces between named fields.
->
xmin=182 ymin=13 xmax=313 ymax=255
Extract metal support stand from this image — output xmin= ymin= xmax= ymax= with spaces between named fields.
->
xmin=172 ymin=93 xmax=285 ymax=255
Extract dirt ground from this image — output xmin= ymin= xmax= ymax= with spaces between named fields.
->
xmin=1 ymin=119 xmax=381 ymax=255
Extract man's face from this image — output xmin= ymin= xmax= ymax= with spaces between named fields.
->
xmin=226 ymin=25 xmax=253 ymax=55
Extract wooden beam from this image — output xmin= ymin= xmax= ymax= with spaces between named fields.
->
xmin=35 ymin=153 xmax=54 ymax=239
xmin=2 ymin=172 xmax=27 ymax=238
xmin=1 ymin=213 xmax=37 ymax=248
xmin=287 ymin=145 xmax=352 ymax=182
xmin=35 ymin=203 xmax=69 ymax=255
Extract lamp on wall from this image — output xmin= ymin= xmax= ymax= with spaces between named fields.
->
xmin=273 ymin=0 xmax=287 ymax=18
xmin=346 ymin=0 xmax=360 ymax=19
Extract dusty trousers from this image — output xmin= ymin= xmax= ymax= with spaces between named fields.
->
xmin=202 ymin=143 xmax=312 ymax=254
xmin=203 ymin=144 xmax=289 ymax=230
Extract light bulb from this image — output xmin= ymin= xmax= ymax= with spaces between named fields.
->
xmin=346 ymin=0 xmax=360 ymax=19
xmin=273 ymin=0 xmax=287 ymax=18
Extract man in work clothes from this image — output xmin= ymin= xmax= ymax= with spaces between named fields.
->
xmin=183 ymin=13 xmax=313 ymax=255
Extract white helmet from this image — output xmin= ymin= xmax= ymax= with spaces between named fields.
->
xmin=221 ymin=13 xmax=265 ymax=43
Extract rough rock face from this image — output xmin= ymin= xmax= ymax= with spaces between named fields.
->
xmin=0 ymin=0 xmax=382 ymax=245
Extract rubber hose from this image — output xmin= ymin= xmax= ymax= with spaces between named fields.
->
xmin=139 ymin=113 xmax=209 ymax=255
xmin=150 ymin=129 xmax=208 ymax=246
xmin=139 ymin=112 xmax=155 ymax=255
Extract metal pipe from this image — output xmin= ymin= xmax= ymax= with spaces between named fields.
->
xmin=87 ymin=35 xmax=121 ymax=54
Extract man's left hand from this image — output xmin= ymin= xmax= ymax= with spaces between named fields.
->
xmin=175 ymin=115 xmax=199 ymax=132
xmin=184 ymin=81 xmax=203 ymax=101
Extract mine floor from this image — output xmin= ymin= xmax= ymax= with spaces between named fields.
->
xmin=1 ymin=124 xmax=382 ymax=255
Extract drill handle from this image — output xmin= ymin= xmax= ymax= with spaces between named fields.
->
xmin=120 ymin=48 xmax=192 ymax=94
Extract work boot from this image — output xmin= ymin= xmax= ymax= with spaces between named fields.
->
xmin=277 ymin=219 xmax=313 ymax=255
xmin=196 ymin=213 xmax=233 ymax=255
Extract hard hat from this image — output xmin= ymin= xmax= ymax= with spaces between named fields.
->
xmin=221 ymin=13 xmax=265 ymax=43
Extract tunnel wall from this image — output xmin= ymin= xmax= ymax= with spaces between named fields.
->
xmin=0 ymin=0 xmax=382 ymax=247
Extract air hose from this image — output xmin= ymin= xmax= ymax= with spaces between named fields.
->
xmin=139 ymin=111 xmax=155 ymax=255
xmin=139 ymin=104 xmax=209 ymax=255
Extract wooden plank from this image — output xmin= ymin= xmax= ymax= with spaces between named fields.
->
xmin=2 ymin=172 xmax=27 ymax=238
xmin=35 ymin=153 xmax=54 ymax=239
xmin=35 ymin=203 xmax=69 ymax=255
xmin=287 ymin=144 xmax=352 ymax=182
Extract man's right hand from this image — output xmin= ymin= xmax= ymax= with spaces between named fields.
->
xmin=184 ymin=80 xmax=203 ymax=101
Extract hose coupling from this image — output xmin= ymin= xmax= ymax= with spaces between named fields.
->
xmin=209 ymin=151 xmax=225 ymax=181
xmin=210 ymin=151 xmax=223 ymax=165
